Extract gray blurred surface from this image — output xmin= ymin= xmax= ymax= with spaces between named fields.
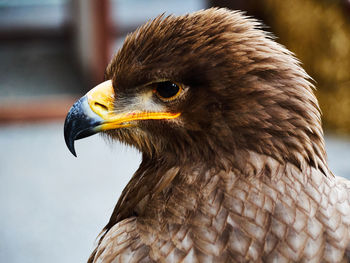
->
xmin=111 ymin=0 xmax=205 ymax=28
xmin=0 ymin=121 xmax=140 ymax=263
xmin=325 ymin=135 xmax=350 ymax=177
xmin=0 ymin=121 xmax=349 ymax=263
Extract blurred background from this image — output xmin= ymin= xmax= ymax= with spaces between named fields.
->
xmin=0 ymin=0 xmax=349 ymax=262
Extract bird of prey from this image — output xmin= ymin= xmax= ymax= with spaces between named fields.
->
xmin=64 ymin=8 xmax=350 ymax=263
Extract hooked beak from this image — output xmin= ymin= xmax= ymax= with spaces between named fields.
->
xmin=64 ymin=80 xmax=180 ymax=157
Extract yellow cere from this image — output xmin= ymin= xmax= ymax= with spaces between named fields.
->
xmin=87 ymin=80 xmax=116 ymax=119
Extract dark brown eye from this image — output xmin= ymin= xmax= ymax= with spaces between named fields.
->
xmin=154 ymin=81 xmax=182 ymax=100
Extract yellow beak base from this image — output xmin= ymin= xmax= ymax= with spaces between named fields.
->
xmin=86 ymin=80 xmax=181 ymax=131
xmin=64 ymin=80 xmax=181 ymax=156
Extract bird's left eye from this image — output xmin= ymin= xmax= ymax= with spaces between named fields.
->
xmin=153 ymin=81 xmax=182 ymax=101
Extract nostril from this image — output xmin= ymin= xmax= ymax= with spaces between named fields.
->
xmin=94 ymin=102 xmax=108 ymax=112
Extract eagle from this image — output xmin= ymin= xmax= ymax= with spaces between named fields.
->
xmin=64 ymin=8 xmax=350 ymax=263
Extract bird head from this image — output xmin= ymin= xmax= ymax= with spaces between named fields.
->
xmin=64 ymin=8 xmax=327 ymax=172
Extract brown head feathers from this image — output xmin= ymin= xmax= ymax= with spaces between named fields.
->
xmin=104 ymin=8 xmax=328 ymax=177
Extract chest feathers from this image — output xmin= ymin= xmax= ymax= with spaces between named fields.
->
xmin=94 ymin=152 xmax=350 ymax=263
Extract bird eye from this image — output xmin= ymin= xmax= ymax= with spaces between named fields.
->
xmin=154 ymin=81 xmax=182 ymax=101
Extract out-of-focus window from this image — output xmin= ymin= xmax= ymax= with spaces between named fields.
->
xmin=0 ymin=0 xmax=69 ymax=34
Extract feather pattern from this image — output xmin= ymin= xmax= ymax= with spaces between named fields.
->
xmin=93 ymin=159 xmax=350 ymax=262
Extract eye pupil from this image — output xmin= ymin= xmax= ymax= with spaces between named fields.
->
xmin=156 ymin=81 xmax=180 ymax=99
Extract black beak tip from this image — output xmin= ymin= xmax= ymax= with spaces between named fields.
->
xmin=66 ymin=139 xmax=77 ymax=157
xmin=64 ymin=117 xmax=78 ymax=157
xmin=63 ymin=96 xmax=103 ymax=157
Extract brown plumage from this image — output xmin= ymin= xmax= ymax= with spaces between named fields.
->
xmin=64 ymin=8 xmax=350 ymax=263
